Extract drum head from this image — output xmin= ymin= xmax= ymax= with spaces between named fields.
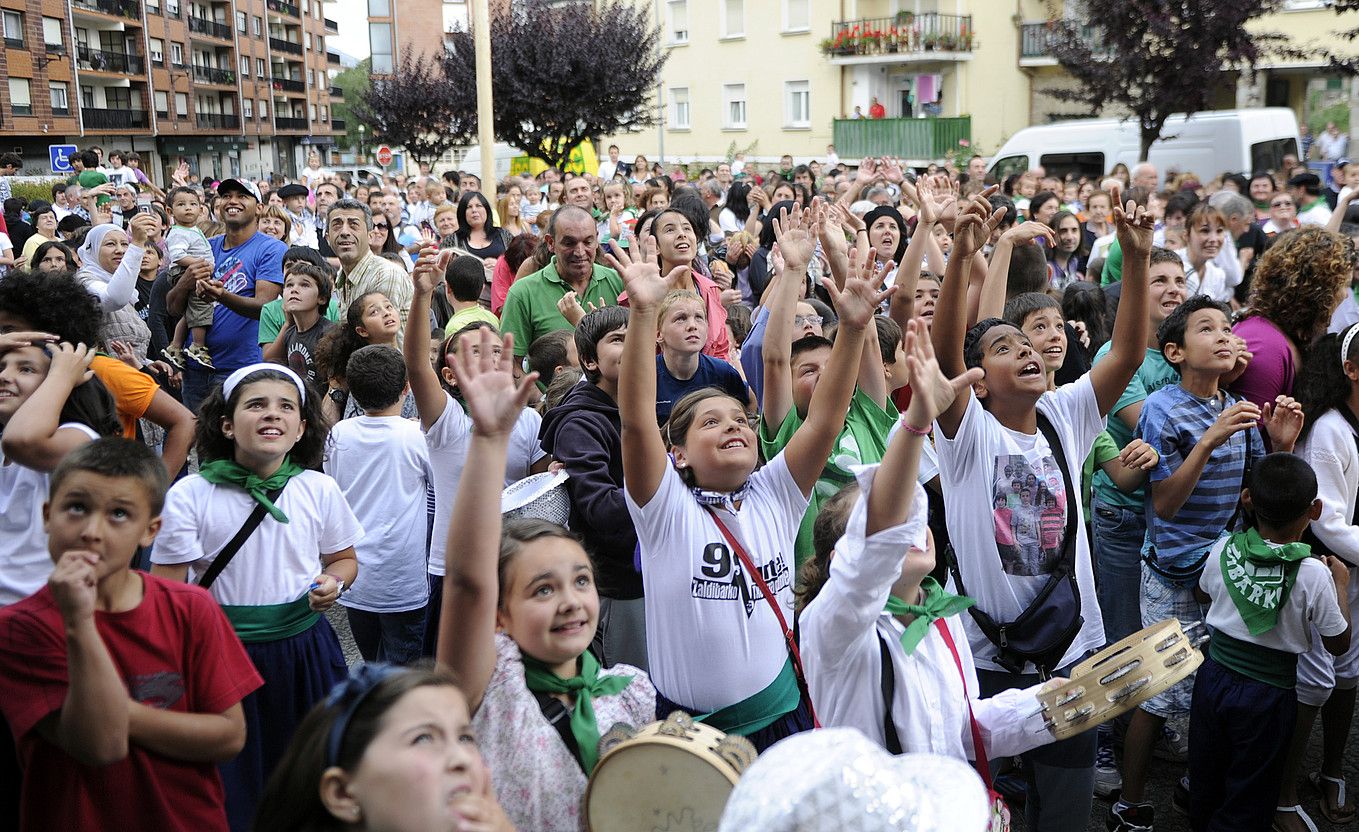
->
xmin=587 ymin=741 xmax=736 ymax=832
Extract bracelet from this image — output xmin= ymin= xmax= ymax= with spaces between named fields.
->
xmin=898 ymin=420 xmax=931 ymax=437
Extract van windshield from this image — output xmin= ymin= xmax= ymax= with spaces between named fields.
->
xmin=1251 ymin=138 xmax=1300 ymax=174
xmin=1039 ymin=152 xmax=1105 ymax=181
xmin=990 ymin=155 xmax=1029 ymax=182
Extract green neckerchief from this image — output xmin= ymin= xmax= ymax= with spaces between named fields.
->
xmin=883 ymin=576 xmax=975 ymax=656
xmin=521 ymin=651 xmax=633 ymax=774
xmin=1302 ymin=195 xmax=1329 ymax=215
xmin=1221 ymin=529 xmax=1312 ymax=636
xmin=197 ymin=457 xmax=305 ymax=524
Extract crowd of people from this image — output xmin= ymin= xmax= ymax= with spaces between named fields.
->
xmin=0 ymin=138 xmax=1357 ymax=832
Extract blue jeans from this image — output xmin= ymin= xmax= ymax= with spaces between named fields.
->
xmin=345 ymin=606 xmax=428 ymax=666
xmin=1091 ymin=497 xmax=1146 ymax=646
xmin=182 ymin=366 xmax=232 ymax=416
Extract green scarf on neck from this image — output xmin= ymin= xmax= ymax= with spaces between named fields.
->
xmin=521 ymin=651 xmax=633 ymax=774
xmin=1221 ymin=529 xmax=1312 ymax=636
xmin=883 ymin=576 xmax=975 ymax=656
xmin=197 ymin=457 xmax=304 ymax=523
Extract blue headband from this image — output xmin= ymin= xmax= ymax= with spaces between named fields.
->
xmin=323 ymin=664 xmax=406 ymax=768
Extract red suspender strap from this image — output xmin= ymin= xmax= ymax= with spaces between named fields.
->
xmin=705 ymin=507 xmax=820 ymax=728
xmin=934 ymin=617 xmax=994 ymax=789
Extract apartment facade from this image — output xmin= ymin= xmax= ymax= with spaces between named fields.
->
xmin=0 ymin=0 xmax=343 ymax=183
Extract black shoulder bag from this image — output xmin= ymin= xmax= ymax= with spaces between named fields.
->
xmin=197 ymin=485 xmax=286 ymax=591
xmin=947 ymin=412 xmax=1083 ymax=678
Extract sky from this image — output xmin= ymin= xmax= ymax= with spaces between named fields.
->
xmin=331 ymin=0 xmax=371 ymax=60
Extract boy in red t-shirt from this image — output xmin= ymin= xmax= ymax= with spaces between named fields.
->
xmin=0 ymin=438 xmax=262 ymax=832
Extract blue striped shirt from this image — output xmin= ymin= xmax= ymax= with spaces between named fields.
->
xmin=1138 ymin=384 xmax=1263 ymax=568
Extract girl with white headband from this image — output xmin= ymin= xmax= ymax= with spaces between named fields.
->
xmin=152 ymin=363 xmax=362 ymax=832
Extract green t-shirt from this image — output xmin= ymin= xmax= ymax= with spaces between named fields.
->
xmin=257 ymin=296 xmax=342 ymax=344
xmin=444 ymin=304 xmax=501 ymax=336
xmin=78 ymin=169 xmax=110 ymax=207
xmin=758 ymin=387 xmax=898 ymax=571
xmin=499 ymin=258 xmax=624 ymax=356
xmin=1089 ymin=341 xmax=1178 ymax=509
xmin=1101 ymin=238 xmax=1124 ymax=285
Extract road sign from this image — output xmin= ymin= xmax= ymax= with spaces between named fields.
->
xmin=375 ymin=145 xmax=393 ymax=167
xmin=49 ymin=144 xmax=78 ymax=174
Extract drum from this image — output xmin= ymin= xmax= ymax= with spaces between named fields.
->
xmin=586 ymin=711 xmax=758 ymax=832
xmin=1037 ymin=618 xmax=1204 ymax=740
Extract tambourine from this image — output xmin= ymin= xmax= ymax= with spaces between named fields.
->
xmin=585 ymin=711 xmax=758 ymax=832
xmin=1037 ymin=618 xmax=1204 ymax=740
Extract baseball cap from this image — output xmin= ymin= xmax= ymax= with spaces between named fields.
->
xmin=217 ymin=177 xmax=261 ymax=202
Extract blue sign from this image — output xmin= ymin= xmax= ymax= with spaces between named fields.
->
xmin=49 ymin=144 xmax=78 ymax=174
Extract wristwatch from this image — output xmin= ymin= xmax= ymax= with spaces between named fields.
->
xmin=327 ymin=387 xmax=346 ymax=406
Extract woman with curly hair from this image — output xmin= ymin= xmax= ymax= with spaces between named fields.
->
xmin=1232 ymin=226 xmax=1357 ymax=415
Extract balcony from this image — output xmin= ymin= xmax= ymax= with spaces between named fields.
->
xmin=77 ymin=46 xmax=146 ymax=74
xmin=327 ymin=50 xmax=340 ymax=65
xmin=324 ymin=18 xmax=338 ymax=34
xmin=267 ymin=0 xmax=301 ymax=17
xmin=832 ymin=116 xmax=971 ymax=162
xmin=187 ymin=16 xmax=233 ymax=40
xmin=197 ymin=112 xmax=241 ymax=129
xmin=271 ymin=76 xmax=305 ymax=93
xmin=331 ymin=118 xmax=345 ymax=131
xmin=329 ymin=85 xmax=343 ymax=97
xmin=275 ymin=116 xmax=307 ymax=131
xmin=1018 ymin=21 xmax=1108 ymax=67
xmin=271 ymin=37 xmax=304 ymax=56
xmin=83 ymin=108 xmax=150 ymax=130
xmin=822 ymin=13 xmax=974 ymax=65
xmin=192 ymin=64 xmax=237 ymax=85
xmin=72 ymin=0 xmax=142 ymax=22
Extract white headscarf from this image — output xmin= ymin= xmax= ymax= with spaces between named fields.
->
xmin=76 ymin=223 xmax=128 ymax=281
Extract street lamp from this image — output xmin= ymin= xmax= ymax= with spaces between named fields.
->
xmin=358 ymin=124 xmax=365 ymax=163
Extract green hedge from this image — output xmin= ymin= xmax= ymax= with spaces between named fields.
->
xmin=9 ymin=179 xmax=67 ymax=205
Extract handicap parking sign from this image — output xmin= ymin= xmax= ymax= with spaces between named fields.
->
xmin=49 ymin=144 xmax=78 ymax=174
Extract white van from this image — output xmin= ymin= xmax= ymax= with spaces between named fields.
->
xmin=987 ymin=108 xmax=1300 ymax=183
xmin=458 ymin=142 xmax=521 ymax=182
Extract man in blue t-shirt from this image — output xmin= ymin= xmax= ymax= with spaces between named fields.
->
xmin=166 ymin=177 xmax=287 ymax=412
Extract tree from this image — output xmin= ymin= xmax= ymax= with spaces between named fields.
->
xmin=441 ymin=0 xmax=666 ymax=171
xmin=1043 ymin=1 xmax=1299 ymax=160
xmin=330 ymin=58 xmax=370 ymax=152
xmin=351 ymin=48 xmax=474 ymax=168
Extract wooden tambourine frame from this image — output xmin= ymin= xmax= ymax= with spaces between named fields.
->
xmin=1037 ymin=618 xmax=1204 ymax=741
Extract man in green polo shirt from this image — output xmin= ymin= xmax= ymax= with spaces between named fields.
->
xmin=500 ymin=205 xmax=624 ymax=362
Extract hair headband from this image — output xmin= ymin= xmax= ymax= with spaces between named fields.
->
xmin=222 ymin=363 xmax=307 ymax=404
xmin=324 ymin=664 xmax=406 ymax=767
xmin=1344 ymin=324 xmax=1359 ymax=372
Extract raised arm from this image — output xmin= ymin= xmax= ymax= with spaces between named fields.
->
xmin=607 ymin=238 xmax=686 ymax=507
xmin=976 ymin=221 xmax=1056 ymax=324
xmin=762 ymin=208 xmax=815 ymax=427
xmin=887 ymin=180 xmax=953 ymax=333
xmin=0 ymin=342 xmax=100 ymax=471
xmin=404 ymin=245 xmax=450 ymax=430
xmin=817 ymin=201 xmax=860 ymax=293
xmin=436 ymin=328 xmax=539 ymax=714
xmin=1090 ymin=187 xmax=1155 ymax=416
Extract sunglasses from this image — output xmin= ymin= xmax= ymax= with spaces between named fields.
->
xmin=373 ymin=223 xmax=390 ymax=230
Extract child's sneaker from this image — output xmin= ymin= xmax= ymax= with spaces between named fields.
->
xmin=1094 ymin=726 xmax=1123 ymax=798
xmin=1154 ymin=721 xmax=1188 ymax=762
xmin=1107 ymin=800 xmax=1154 ymax=831
xmin=162 ymin=344 xmax=186 ymax=370
xmin=185 ymin=343 xmax=215 ymax=369
xmin=1171 ymin=775 xmax=1190 ymax=816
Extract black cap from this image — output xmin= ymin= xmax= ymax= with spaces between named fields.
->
xmin=277 ymin=183 xmax=309 ymax=199
xmin=1288 ymin=172 xmax=1322 ymax=193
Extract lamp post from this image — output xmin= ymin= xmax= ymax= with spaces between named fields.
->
xmin=358 ymin=124 xmax=365 ymax=164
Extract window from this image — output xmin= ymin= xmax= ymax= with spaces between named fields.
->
xmin=9 ymin=78 xmax=31 ymax=116
xmin=722 ymin=83 xmax=746 ymax=129
xmin=236 ymin=11 xmax=246 ymax=32
xmin=305 ymin=33 xmax=312 ymax=51
xmin=252 ymin=16 xmax=262 ymax=36
xmin=782 ymin=0 xmax=809 ymax=32
xmin=167 ymin=0 xmax=180 ymax=15
xmin=175 ymin=93 xmax=188 ymax=118
xmin=370 ymin=23 xmax=393 ymax=73
xmin=171 ymin=42 xmax=184 ymax=67
xmin=3 ymin=11 xmax=23 ymax=48
xmin=146 ymin=0 xmax=160 ymax=14
xmin=303 ymin=0 xmax=310 ymax=13
xmin=320 ymin=104 xmax=327 ymax=121
xmin=308 ymin=69 xmax=315 ymax=88
xmin=49 ymin=82 xmax=69 ymax=115
xmin=154 ymin=90 xmax=169 ymax=116
xmin=309 ymin=103 xmax=317 ymax=121
xmin=81 ymin=85 xmax=94 ymax=108
xmin=784 ymin=80 xmax=810 ymax=128
xmin=259 ymin=99 xmax=268 ymax=118
xmin=257 ymin=58 xmax=266 ymax=78
xmin=242 ymin=98 xmax=253 ymax=118
xmin=42 ymin=17 xmax=63 ymax=50
xmin=369 ymin=0 xmax=391 ymax=15
xmin=666 ymin=0 xmax=687 ymax=45
xmin=669 ymin=86 xmax=690 ymax=129
xmin=150 ymin=38 xmax=164 ymax=65
xmin=240 ymin=55 xmax=249 ymax=75
xmin=443 ymin=1 xmax=469 ymax=32
xmin=721 ymin=0 xmax=743 ymax=38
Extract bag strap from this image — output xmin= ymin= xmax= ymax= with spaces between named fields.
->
xmin=198 ymin=485 xmax=286 ymax=591
xmin=877 ymin=632 xmax=903 ymax=755
xmin=704 ymin=507 xmax=820 ymax=728
xmin=532 ymin=691 xmax=586 ymax=774
xmin=934 ymin=617 xmax=993 ymax=790
xmin=1034 ymin=411 xmax=1077 ymax=573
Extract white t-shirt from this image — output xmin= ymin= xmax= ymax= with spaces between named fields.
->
xmin=0 ymin=424 xmax=101 ymax=606
xmin=1179 ymin=249 xmax=1232 ymax=304
xmin=718 ymin=207 xmax=744 ymax=234
xmin=624 ymin=454 xmax=809 ymax=712
xmin=1299 ymin=201 xmax=1333 ymax=227
xmin=325 ymin=416 xmax=433 ymax=613
xmin=153 ymin=469 xmax=363 ymax=606
xmin=935 ymin=375 xmax=1106 ymax=673
xmin=1299 ymin=408 xmax=1359 ymax=566
xmin=426 ymin=391 xmax=545 ymax=577
xmin=1200 ymin=536 xmax=1347 ymax=652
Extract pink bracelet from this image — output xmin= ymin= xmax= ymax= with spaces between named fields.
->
xmin=898 ymin=420 xmax=931 ymax=437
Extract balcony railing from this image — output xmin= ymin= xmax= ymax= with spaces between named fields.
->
xmin=197 ymin=112 xmax=241 ymax=129
xmin=72 ymin=0 xmax=142 ymax=22
xmin=324 ymin=17 xmax=338 ymax=33
xmin=271 ymin=76 xmax=305 ymax=93
xmin=823 ymin=13 xmax=974 ymax=58
xmin=192 ymin=64 xmax=237 ymax=84
xmin=271 ymin=37 xmax=304 ymax=56
xmin=331 ymin=118 xmax=345 ymax=131
xmin=187 ymin=16 xmax=233 ymax=39
xmin=77 ymin=46 xmax=146 ymax=74
xmin=832 ymin=116 xmax=971 ymax=161
xmin=274 ymin=116 xmax=307 ymax=130
xmin=83 ymin=108 xmax=150 ymax=130
xmin=329 ymin=85 xmax=343 ymax=97
xmin=327 ymin=50 xmax=340 ymax=65
xmin=1019 ymin=21 xmax=1108 ymax=60
xmin=267 ymin=0 xmax=300 ymax=17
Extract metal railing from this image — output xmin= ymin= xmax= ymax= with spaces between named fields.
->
xmin=331 ymin=118 xmax=345 ymax=131
xmin=274 ymin=116 xmax=307 ymax=130
xmin=267 ymin=0 xmax=301 ymax=17
xmin=324 ymin=17 xmax=338 ymax=33
xmin=329 ymin=85 xmax=344 ymax=97
xmin=825 ymin=13 xmax=974 ymax=57
xmin=1019 ymin=21 xmax=1107 ymax=59
xmin=832 ymin=116 xmax=972 ymax=160
xmin=83 ymin=108 xmax=150 ymax=130
xmin=271 ymin=76 xmax=306 ymax=93
xmin=270 ymin=37 xmax=304 ymax=55
xmin=72 ymin=0 xmax=142 ymax=21
xmin=192 ymin=64 xmax=236 ymax=84
xmin=196 ymin=112 xmax=241 ymax=129
xmin=327 ymin=50 xmax=341 ymax=65
xmin=187 ymin=16 xmax=233 ymax=39
xmin=77 ymin=45 xmax=146 ymax=74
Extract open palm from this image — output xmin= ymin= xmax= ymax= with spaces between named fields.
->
xmin=449 ymin=328 xmax=537 ymax=437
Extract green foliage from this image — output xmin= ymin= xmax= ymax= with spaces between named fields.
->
xmin=331 ymin=58 xmax=371 ymax=150
xmin=9 ymin=180 xmax=66 ymax=205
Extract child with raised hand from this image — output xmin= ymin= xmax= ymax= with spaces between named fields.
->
xmin=929 ymin=186 xmax=1156 ymax=832
xmin=801 ymin=317 xmax=1060 ymax=765
xmin=0 ymin=439 xmax=262 ymax=832
xmin=437 ymin=327 xmax=654 ymax=832
xmin=612 ymin=226 xmax=892 ymax=752
xmin=405 ymin=246 xmax=547 ymax=657
xmin=150 ymin=364 xmax=362 ymax=832
xmin=317 ymin=291 xmax=416 ymax=422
